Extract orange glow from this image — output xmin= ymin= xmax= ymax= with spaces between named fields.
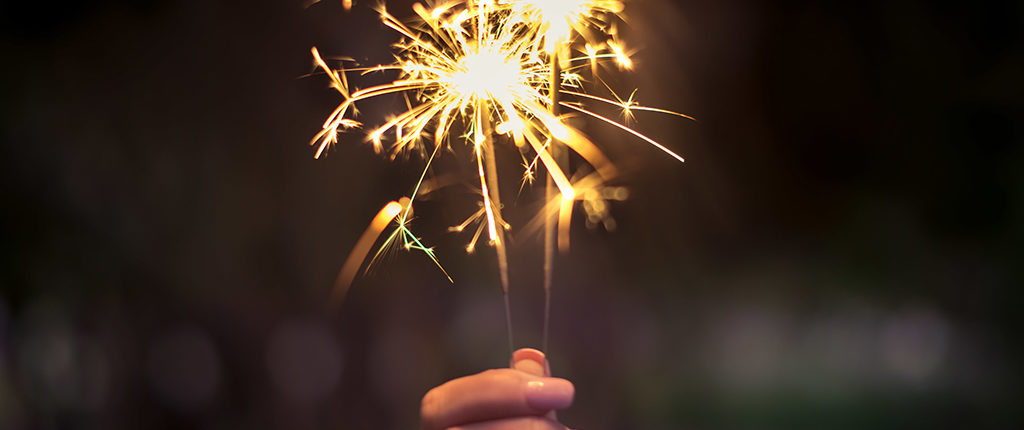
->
xmin=331 ymin=200 xmax=406 ymax=304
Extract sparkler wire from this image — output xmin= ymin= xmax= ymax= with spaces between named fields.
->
xmin=542 ymin=46 xmax=563 ymax=354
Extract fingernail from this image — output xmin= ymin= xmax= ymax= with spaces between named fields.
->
xmin=512 ymin=348 xmax=548 ymax=376
xmin=524 ymin=378 xmax=574 ymax=410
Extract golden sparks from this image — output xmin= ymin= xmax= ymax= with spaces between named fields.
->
xmin=311 ymin=0 xmax=690 ymax=306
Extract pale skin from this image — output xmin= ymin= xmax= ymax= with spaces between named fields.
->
xmin=420 ymin=348 xmax=575 ymax=430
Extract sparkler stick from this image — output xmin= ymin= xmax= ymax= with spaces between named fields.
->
xmin=542 ymin=47 xmax=563 ymax=353
xmin=543 ymin=174 xmax=555 ymax=352
xmin=529 ymin=0 xmax=619 ymax=353
xmin=480 ymin=117 xmax=515 ymax=354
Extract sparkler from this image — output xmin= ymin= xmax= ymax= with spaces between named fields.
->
xmin=513 ymin=0 xmax=627 ymax=351
xmin=310 ymin=0 xmax=690 ymax=354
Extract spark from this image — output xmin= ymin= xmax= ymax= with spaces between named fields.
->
xmin=311 ymin=1 xmax=692 ymax=316
xmin=514 ymin=0 xmax=625 ymax=51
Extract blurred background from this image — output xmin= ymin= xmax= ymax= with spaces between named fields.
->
xmin=1 ymin=0 xmax=1022 ymax=428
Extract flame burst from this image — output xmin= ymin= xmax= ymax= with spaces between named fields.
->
xmin=311 ymin=0 xmax=690 ymax=300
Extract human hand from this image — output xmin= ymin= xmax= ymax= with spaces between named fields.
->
xmin=420 ymin=348 xmax=575 ymax=430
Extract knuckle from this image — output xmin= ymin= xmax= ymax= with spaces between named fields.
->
xmin=478 ymin=368 xmax=505 ymax=378
xmin=479 ymin=368 xmax=517 ymax=382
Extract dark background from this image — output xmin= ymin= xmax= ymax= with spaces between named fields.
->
xmin=1 ymin=0 xmax=1022 ymax=428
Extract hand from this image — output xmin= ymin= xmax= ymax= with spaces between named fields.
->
xmin=420 ymin=348 xmax=575 ymax=430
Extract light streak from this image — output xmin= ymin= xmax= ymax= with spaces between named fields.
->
xmin=331 ymin=199 xmax=406 ymax=305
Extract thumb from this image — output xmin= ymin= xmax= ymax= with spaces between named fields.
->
xmin=511 ymin=348 xmax=550 ymax=377
xmin=511 ymin=348 xmax=560 ymax=421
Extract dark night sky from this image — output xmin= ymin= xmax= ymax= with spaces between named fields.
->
xmin=1 ymin=1 xmax=1022 ymax=429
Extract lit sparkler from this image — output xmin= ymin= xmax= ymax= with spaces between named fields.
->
xmin=310 ymin=0 xmax=690 ymax=352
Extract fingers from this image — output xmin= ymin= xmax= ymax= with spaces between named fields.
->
xmin=446 ymin=416 xmax=568 ymax=430
xmin=420 ymin=369 xmax=574 ymax=430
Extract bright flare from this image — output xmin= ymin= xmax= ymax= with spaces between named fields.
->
xmin=311 ymin=0 xmax=690 ymax=299
xmin=449 ymin=49 xmax=521 ymax=102
xmin=516 ymin=0 xmax=624 ymax=50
